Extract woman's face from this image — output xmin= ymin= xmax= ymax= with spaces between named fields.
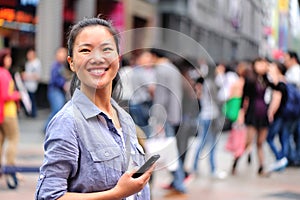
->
xmin=136 ymin=51 xmax=153 ymax=68
xmin=4 ymin=54 xmax=12 ymax=69
xmin=283 ymin=53 xmax=292 ymax=68
xmin=68 ymin=25 xmax=119 ymax=91
xmin=56 ymin=48 xmax=67 ymax=64
xmin=254 ymin=60 xmax=268 ymax=75
xmin=26 ymin=50 xmax=35 ymax=61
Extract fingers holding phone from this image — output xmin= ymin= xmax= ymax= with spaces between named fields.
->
xmin=132 ymin=154 xmax=160 ymax=179
xmin=113 ymin=155 xmax=159 ymax=198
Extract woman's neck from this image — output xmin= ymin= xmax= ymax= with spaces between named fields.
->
xmin=82 ymin=86 xmax=113 ymax=114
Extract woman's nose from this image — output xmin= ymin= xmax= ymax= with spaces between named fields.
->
xmin=89 ymin=49 xmax=105 ymax=64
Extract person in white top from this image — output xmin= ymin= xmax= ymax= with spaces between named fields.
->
xmin=284 ymin=51 xmax=300 ymax=89
xmin=22 ymin=48 xmax=42 ymax=118
xmin=214 ymin=63 xmax=239 ymax=104
xmin=129 ymin=51 xmax=156 ymax=138
xmin=118 ymin=57 xmax=134 ymax=110
xmin=283 ymin=50 xmax=300 ymax=166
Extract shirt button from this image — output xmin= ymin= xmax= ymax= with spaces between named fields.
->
xmin=137 ymin=191 xmax=142 ymax=196
xmin=104 ymin=152 xmax=110 ymax=157
xmin=39 ymin=174 xmax=44 ymax=179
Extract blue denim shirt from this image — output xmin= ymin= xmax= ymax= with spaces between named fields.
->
xmin=35 ymin=89 xmax=150 ymax=200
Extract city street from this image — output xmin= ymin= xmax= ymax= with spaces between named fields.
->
xmin=0 ymin=0 xmax=300 ymax=199
xmin=0 ymin=109 xmax=299 ymax=200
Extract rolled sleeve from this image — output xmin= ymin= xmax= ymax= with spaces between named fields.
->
xmin=35 ymin=114 xmax=79 ymax=200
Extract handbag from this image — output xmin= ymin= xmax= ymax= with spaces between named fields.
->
xmin=222 ymin=97 xmax=242 ymax=122
xmin=225 ymin=123 xmax=246 ymax=158
xmin=144 ymin=134 xmax=179 ymax=171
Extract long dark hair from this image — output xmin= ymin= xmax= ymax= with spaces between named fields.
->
xmin=287 ymin=50 xmax=300 ymax=64
xmin=67 ymin=16 xmax=122 ymax=100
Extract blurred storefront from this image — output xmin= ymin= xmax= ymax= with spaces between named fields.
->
xmin=36 ymin=0 xmax=156 ymax=82
xmin=97 ymin=0 xmax=156 ymax=59
xmin=1 ymin=0 xmax=299 ymax=76
xmin=264 ymin=0 xmax=300 ymax=61
xmin=1 ymin=0 xmax=299 ymax=108
xmin=20 ymin=0 xmax=156 ymax=107
xmin=0 ymin=0 xmax=38 ymax=72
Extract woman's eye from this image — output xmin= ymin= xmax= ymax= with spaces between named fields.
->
xmin=103 ymin=47 xmax=113 ymax=52
xmin=79 ymin=48 xmax=90 ymax=53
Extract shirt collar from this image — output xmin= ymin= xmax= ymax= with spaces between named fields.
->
xmin=72 ymin=88 xmax=123 ymax=120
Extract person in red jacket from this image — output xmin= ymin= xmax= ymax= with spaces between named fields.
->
xmin=0 ymin=78 xmax=3 ymax=124
xmin=0 ymin=48 xmax=21 ymax=179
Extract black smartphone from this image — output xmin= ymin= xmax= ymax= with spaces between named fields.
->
xmin=132 ymin=154 xmax=160 ymax=178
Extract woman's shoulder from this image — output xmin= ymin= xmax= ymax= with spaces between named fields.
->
xmin=271 ymin=81 xmax=286 ymax=93
xmin=45 ymin=102 xmax=77 ymax=140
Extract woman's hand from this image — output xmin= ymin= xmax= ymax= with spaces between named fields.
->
xmin=268 ymin=111 xmax=274 ymax=123
xmin=57 ymin=164 xmax=155 ymax=200
xmin=112 ymin=164 xmax=155 ymax=199
xmin=236 ymin=109 xmax=245 ymax=125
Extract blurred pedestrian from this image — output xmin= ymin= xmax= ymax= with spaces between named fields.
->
xmin=215 ymin=62 xmax=239 ymax=104
xmin=22 ymin=48 xmax=42 ymax=118
xmin=149 ymin=48 xmax=187 ymax=197
xmin=225 ymin=61 xmax=250 ymax=175
xmin=233 ymin=57 xmax=270 ymax=176
xmin=35 ymin=16 xmax=153 ymax=199
xmin=283 ymin=51 xmax=300 ymax=88
xmin=265 ymin=61 xmax=289 ymax=172
xmin=226 ymin=61 xmax=250 ymax=123
xmin=283 ymin=50 xmax=300 ymax=166
xmin=118 ymin=57 xmax=133 ymax=111
xmin=43 ymin=47 xmax=68 ymax=132
xmin=129 ymin=51 xmax=155 ymax=138
xmin=215 ymin=62 xmax=239 ymax=131
xmin=192 ymin=74 xmax=227 ymax=179
xmin=173 ymin=57 xmax=199 ymax=180
xmin=0 ymin=48 xmax=21 ymax=182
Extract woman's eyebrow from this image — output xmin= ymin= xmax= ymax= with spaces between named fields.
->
xmin=78 ymin=42 xmax=114 ymax=48
xmin=77 ymin=43 xmax=93 ymax=48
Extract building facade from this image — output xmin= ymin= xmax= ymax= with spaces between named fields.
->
xmin=155 ymin=0 xmax=267 ymax=64
xmin=37 ymin=0 xmax=156 ymax=81
xmin=1 ymin=0 xmax=299 ymax=80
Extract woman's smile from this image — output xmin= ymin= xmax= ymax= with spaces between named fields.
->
xmin=87 ymin=66 xmax=109 ymax=76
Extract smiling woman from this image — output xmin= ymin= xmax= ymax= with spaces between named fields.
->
xmin=35 ymin=16 xmax=153 ymax=200
xmin=68 ymin=24 xmax=122 ymax=100
xmin=68 ymin=25 xmax=120 ymax=95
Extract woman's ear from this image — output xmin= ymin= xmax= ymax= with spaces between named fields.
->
xmin=67 ymin=56 xmax=75 ymax=72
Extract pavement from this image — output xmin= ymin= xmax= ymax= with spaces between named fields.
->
xmin=0 ymin=108 xmax=299 ymax=200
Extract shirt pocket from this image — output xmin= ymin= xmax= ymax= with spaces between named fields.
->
xmin=90 ymin=146 xmax=123 ymax=187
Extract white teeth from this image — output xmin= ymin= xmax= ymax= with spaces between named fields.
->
xmin=89 ymin=68 xmax=105 ymax=74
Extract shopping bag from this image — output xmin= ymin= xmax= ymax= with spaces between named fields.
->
xmin=225 ymin=123 xmax=246 ymax=157
xmin=144 ymin=135 xmax=179 ymax=171
xmin=14 ymin=72 xmax=32 ymax=114
xmin=222 ymin=97 xmax=242 ymax=122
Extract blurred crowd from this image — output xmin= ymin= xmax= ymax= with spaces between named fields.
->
xmin=0 ymin=46 xmax=71 ymax=186
xmin=119 ymin=49 xmax=300 ymax=197
xmin=214 ymin=51 xmax=300 ymax=177
xmin=0 ymin=44 xmax=300 ymax=197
